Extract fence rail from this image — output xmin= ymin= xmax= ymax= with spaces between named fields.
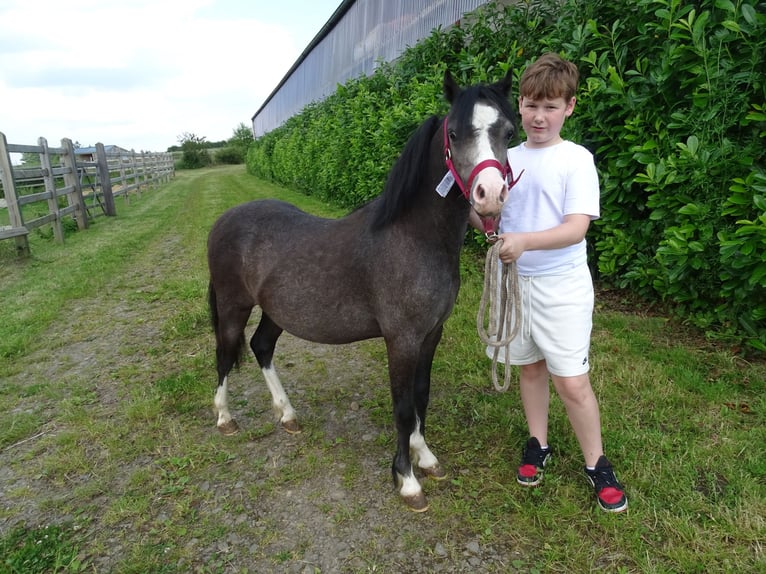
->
xmin=0 ymin=132 xmax=174 ymax=256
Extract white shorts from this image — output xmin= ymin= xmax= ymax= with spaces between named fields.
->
xmin=485 ymin=263 xmax=594 ymax=377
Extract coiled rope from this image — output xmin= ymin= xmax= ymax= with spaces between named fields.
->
xmin=476 ymin=238 xmax=522 ymax=391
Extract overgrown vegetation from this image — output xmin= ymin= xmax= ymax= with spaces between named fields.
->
xmin=176 ymin=132 xmax=213 ymax=169
xmin=173 ymin=123 xmax=253 ymax=169
xmin=247 ymin=0 xmax=766 ymax=353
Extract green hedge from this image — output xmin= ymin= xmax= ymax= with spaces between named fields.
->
xmin=247 ymin=0 xmax=766 ymax=352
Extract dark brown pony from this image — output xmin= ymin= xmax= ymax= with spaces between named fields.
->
xmin=207 ymin=70 xmax=516 ymax=511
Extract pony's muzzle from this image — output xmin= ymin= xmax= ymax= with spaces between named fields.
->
xmin=474 ymin=181 xmax=508 ymax=204
xmin=471 ymin=170 xmax=508 ymax=217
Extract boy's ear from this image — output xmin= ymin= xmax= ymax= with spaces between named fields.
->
xmin=565 ymin=96 xmax=577 ymax=116
xmin=443 ymin=70 xmax=461 ymax=103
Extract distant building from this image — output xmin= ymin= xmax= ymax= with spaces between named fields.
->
xmin=252 ymin=0 xmax=509 ymax=138
xmin=74 ymin=145 xmax=131 ymax=162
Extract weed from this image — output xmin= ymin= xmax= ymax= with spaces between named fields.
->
xmin=0 ymin=524 xmax=84 ymax=573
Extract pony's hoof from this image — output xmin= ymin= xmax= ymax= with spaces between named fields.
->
xmin=217 ymin=420 xmax=239 ymax=436
xmin=403 ymin=492 xmax=429 ymax=513
xmin=282 ymin=419 xmax=302 ymax=434
xmin=421 ymin=464 xmax=447 ymax=481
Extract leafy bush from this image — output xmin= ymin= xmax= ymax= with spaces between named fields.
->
xmin=555 ymin=0 xmax=766 ymax=350
xmin=247 ymin=0 xmax=766 ymax=352
xmin=177 ymin=133 xmax=212 ymax=169
xmin=214 ymin=146 xmax=244 ymax=165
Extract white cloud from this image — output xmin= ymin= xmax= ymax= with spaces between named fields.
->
xmin=0 ymin=0 xmax=338 ymax=151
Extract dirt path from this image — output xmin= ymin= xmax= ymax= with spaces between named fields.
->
xmin=0 ymin=212 xmax=523 ymax=573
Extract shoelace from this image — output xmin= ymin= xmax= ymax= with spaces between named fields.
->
xmin=522 ymin=445 xmax=549 ymax=467
xmin=588 ymin=466 xmax=622 ymax=489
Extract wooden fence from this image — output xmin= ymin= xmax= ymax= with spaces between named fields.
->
xmin=0 ymin=132 xmax=175 ymax=257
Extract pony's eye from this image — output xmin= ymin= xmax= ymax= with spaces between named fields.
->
xmin=448 ymin=129 xmax=457 ymax=141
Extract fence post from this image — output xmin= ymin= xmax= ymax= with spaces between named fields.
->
xmin=130 ymin=150 xmax=140 ymax=197
xmin=38 ymin=137 xmax=64 ymax=243
xmin=61 ymin=138 xmax=89 ymax=230
xmin=95 ymin=143 xmax=116 ymax=216
xmin=0 ymin=131 xmax=30 ymax=256
xmin=141 ymin=151 xmax=149 ymax=190
xmin=146 ymin=152 xmax=154 ymax=188
xmin=168 ymin=153 xmax=175 ymax=182
xmin=117 ymin=149 xmax=128 ymax=204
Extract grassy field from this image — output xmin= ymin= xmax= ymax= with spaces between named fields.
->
xmin=0 ymin=165 xmax=764 ymax=573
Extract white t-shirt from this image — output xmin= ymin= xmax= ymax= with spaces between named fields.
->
xmin=499 ymin=140 xmax=600 ymax=276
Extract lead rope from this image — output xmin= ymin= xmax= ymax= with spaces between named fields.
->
xmin=476 ymin=238 xmax=522 ymax=391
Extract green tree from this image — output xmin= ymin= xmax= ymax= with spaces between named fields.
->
xmin=229 ymin=123 xmax=253 ymax=153
xmin=177 ymin=132 xmax=211 ymax=169
xmin=20 ymin=152 xmax=40 ymax=166
xmin=215 ymin=123 xmax=253 ymax=164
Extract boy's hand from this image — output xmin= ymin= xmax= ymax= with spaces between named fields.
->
xmin=497 ymin=232 xmax=526 ymax=263
xmin=495 ymin=215 xmax=592 ymax=263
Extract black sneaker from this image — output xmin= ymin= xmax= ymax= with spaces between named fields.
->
xmin=585 ymin=455 xmax=628 ymax=513
xmin=517 ymin=437 xmax=551 ymax=486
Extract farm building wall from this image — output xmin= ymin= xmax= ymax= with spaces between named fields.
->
xmin=251 ymin=0 xmax=501 ymax=137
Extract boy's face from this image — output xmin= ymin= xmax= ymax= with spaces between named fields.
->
xmin=518 ymin=95 xmax=575 ymax=149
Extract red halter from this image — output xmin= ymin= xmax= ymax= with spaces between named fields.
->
xmin=442 ymin=118 xmax=524 ymax=235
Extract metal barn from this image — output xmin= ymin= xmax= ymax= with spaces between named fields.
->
xmin=251 ymin=0 xmax=497 ymax=138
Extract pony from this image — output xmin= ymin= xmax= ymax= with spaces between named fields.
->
xmin=207 ymin=70 xmax=517 ymax=511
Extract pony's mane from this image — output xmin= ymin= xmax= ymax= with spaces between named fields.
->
xmin=371 ymin=80 xmax=514 ymax=230
xmin=371 ymin=115 xmax=440 ymax=230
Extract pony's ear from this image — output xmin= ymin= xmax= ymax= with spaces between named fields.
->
xmin=495 ymin=68 xmax=514 ymax=98
xmin=443 ymin=70 xmax=461 ymax=103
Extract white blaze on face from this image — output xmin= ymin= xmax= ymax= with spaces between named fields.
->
xmin=469 ymin=103 xmax=507 ymax=216
xmin=471 ymin=103 xmax=500 ymax=165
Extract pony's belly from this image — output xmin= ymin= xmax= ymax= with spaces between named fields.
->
xmin=267 ymin=308 xmax=382 ymax=345
xmin=283 ymin=323 xmax=381 ymax=345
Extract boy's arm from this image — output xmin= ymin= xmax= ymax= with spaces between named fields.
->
xmin=496 ymin=213 xmax=591 ymax=263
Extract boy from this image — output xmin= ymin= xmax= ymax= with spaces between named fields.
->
xmin=472 ymin=53 xmax=627 ymax=512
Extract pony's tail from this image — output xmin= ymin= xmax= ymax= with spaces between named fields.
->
xmin=208 ymin=281 xmax=245 ymax=371
xmin=208 ymin=280 xmax=219 ymax=334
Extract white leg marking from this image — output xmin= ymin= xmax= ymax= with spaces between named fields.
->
xmin=398 ymin=471 xmax=423 ymax=498
xmin=214 ymin=376 xmax=232 ymax=427
xmin=262 ymin=366 xmax=297 ymax=424
xmin=410 ymin=425 xmax=439 ymax=470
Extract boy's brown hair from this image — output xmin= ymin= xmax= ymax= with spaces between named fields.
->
xmin=519 ymin=53 xmax=579 ymax=101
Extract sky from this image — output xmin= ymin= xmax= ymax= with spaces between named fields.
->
xmin=0 ymin=0 xmax=342 ymax=155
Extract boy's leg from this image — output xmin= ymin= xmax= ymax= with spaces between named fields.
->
xmin=516 ymin=360 xmax=553 ymax=486
xmin=550 ymin=372 xmax=603 ymax=467
xmin=552 ymin=373 xmax=628 ymax=512
xmin=519 ymin=360 xmax=551 ymax=445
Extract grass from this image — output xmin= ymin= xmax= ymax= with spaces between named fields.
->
xmin=0 ymin=524 xmax=84 ymax=573
xmin=0 ymin=165 xmax=764 ymax=573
